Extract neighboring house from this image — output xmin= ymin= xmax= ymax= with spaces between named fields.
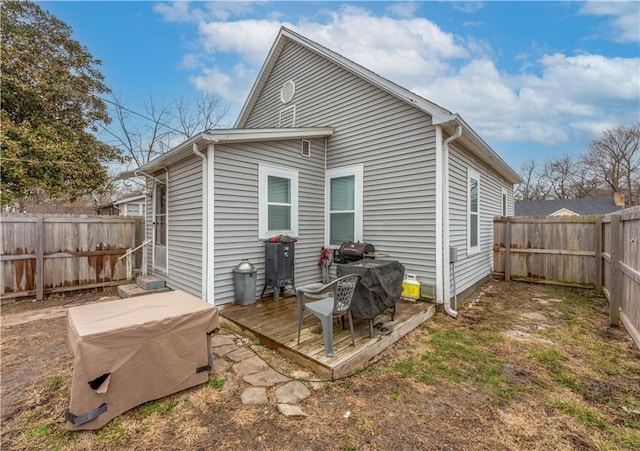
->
xmin=120 ymin=27 xmax=522 ymax=315
xmin=515 ymin=195 xmax=625 ymax=217
xmin=98 ymin=194 xmax=146 ymax=217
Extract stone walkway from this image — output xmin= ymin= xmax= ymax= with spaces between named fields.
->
xmin=210 ymin=333 xmax=313 ymax=417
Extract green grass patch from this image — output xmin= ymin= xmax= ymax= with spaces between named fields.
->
xmin=393 ymin=324 xmax=517 ymax=402
xmin=21 ymin=421 xmax=51 ymax=441
xmin=136 ymin=399 xmax=177 ymax=419
xmin=96 ymin=418 xmax=126 ymax=445
xmin=45 ymin=376 xmax=64 ymax=391
xmin=208 ymin=377 xmax=226 ymax=391
xmin=551 ymin=399 xmax=607 ymax=429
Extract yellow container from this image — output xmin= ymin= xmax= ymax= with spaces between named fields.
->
xmin=402 ymin=274 xmax=421 ymax=300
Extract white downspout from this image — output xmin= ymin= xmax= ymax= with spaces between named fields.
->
xmin=206 ymin=144 xmax=215 ymax=304
xmin=442 ymin=125 xmax=462 ymax=318
xmin=193 ymin=143 xmax=208 ymax=302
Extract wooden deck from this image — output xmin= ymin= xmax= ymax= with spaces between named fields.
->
xmin=219 ymin=293 xmax=436 ymax=380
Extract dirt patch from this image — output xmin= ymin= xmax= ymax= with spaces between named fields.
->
xmin=2 ymin=281 xmax=639 ymax=450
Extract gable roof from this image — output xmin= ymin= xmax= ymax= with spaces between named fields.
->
xmin=236 ymin=26 xmax=522 ymax=185
xmin=515 ymin=198 xmax=623 ymax=216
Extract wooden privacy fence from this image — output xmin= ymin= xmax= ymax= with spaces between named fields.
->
xmin=493 ymin=206 xmax=640 ymax=349
xmin=1 ymin=214 xmax=145 ymax=300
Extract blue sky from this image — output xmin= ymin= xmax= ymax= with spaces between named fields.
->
xmin=38 ymin=1 xmax=640 ymax=172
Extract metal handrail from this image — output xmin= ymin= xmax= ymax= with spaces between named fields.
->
xmin=118 ymin=238 xmax=152 ymax=260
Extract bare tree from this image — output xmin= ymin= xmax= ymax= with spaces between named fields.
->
xmin=102 ymin=93 xmax=230 ymax=168
xmin=516 ymin=159 xmax=546 ymax=201
xmin=538 ymin=154 xmax=597 ymax=199
xmin=585 ymin=122 xmax=640 ymax=205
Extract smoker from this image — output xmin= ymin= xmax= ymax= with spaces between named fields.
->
xmin=261 ymin=240 xmax=295 ymax=302
xmin=333 ymin=241 xmax=376 ymax=264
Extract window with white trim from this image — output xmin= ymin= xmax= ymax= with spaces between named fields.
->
xmin=325 ymin=165 xmax=363 ymax=246
xmin=467 ymin=168 xmax=480 ymax=255
xmin=259 ymin=165 xmax=298 ymax=239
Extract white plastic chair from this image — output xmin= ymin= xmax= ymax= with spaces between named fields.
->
xmin=295 ymin=274 xmax=361 ymax=358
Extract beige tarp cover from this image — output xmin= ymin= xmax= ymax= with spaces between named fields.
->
xmin=66 ymin=290 xmax=219 ymax=430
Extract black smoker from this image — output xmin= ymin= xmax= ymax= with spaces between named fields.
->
xmin=261 ymin=239 xmax=295 ymax=302
xmin=333 ymin=241 xmax=376 ymax=264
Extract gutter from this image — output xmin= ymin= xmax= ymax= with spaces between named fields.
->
xmin=441 ymin=125 xmax=462 ymax=318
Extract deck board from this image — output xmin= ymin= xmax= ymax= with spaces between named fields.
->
xmin=219 ymin=294 xmax=436 ymax=380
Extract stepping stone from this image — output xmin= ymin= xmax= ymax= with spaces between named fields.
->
xmin=243 ymin=369 xmax=290 ymax=387
xmin=232 ymin=356 xmax=269 ymax=377
xmin=277 ymin=404 xmax=307 ymax=417
xmin=212 ymin=344 xmax=238 ymax=357
xmin=521 ymin=312 xmax=547 ymax=321
xmin=275 ymin=381 xmax=311 ymax=404
xmin=226 ymin=347 xmax=255 ymax=362
xmin=241 ymin=387 xmax=268 ymax=405
xmin=211 ymin=335 xmax=235 ymax=347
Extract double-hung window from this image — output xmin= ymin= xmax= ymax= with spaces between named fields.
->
xmin=467 ymin=168 xmax=480 ymax=255
xmin=259 ymin=165 xmax=298 ymax=239
xmin=325 ymin=165 xmax=363 ymax=246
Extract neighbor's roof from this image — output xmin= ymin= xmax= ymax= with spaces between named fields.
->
xmin=235 ymin=26 xmax=522 ymax=185
xmin=515 ymin=198 xmax=623 ymax=216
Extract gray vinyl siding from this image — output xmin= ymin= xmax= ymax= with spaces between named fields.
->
xmin=212 ymin=138 xmax=326 ymax=304
xmin=448 ymin=142 xmax=514 ymax=294
xmin=163 ymin=157 xmax=203 ymax=296
xmin=245 ymin=41 xmax=438 ymax=286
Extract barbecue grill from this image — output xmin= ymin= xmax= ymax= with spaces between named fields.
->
xmin=333 ymin=241 xmax=376 ymax=264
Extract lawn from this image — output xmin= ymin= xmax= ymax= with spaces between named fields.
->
xmin=1 ymin=280 xmax=639 ymax=450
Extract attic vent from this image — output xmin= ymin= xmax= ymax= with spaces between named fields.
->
xmin=280 ymin=80 xmax=296 ymax=104
xmin=301 ymin=140 xmax=311 ymax=158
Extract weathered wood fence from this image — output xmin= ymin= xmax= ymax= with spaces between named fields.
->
xmin=494 ymin=206 xmax=640 ymax=349
xmin=1 ymin=214 xmax=145 ymax=300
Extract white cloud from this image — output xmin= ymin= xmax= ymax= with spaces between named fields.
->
xmin=452 ymin=2 xmax=485 ymax=14
xmin=155 ymin=2 xmax=640 ymax=147
xmin=385 ymin=2 xmax=420 ymax=18
xmin=579 ymin=1 xmax=640 ymax=43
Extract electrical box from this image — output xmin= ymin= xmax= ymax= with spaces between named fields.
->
xmin=449 ymin=246 xmax=458 ymax=263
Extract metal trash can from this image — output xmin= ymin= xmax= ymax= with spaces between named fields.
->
xmin=233 ymin=260 xmax=257 ymax=306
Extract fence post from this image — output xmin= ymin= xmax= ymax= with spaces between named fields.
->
xmin=594 ymin=217 xmax=602 ymax=293
xmin=505 ymin=218 xmax=512 ymax=282
xmin=609 ymin=215 xmax=621 ymax=326
xmin=35 ymin=215 xmax=44 ymax=301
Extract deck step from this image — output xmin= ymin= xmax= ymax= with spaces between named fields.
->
xmin=136 ymin=276 xmax=166 ymax=290
xmin=117 ymin=283 xmax=170 ymax=299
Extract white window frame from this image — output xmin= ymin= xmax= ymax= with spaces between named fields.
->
xmin=501 ymin=187 xmax=509 ymax=217
xmin=258 ymin=165 xmax=298 ymax=240
xmin=325 ymin=164 xmax=363 ymax=247
xmin=467 ymin=168 xmax=481 ymax=256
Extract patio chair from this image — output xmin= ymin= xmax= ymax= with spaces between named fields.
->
xmin=296 ymin=274 xmax=361 ymax=358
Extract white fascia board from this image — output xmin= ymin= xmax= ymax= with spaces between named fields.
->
xmin=205 ymin=127 xmax=334 ymax=144
xmin=113 ymin=194 xmax=146 ymax=205
xmin=434 ymin=114 xmax=523 ymax=185
xmin=118 ymin=127 xmax=334 ymax=178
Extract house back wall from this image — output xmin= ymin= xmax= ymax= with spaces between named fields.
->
xmin=245 ymin=40 xmax=439 ymax=285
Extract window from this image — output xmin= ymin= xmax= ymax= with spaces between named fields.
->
xmin=326 ymin=165 xmax=363 ymax=246
xmin=501 ymin=188 xmax=508 ymax=217
xmin=468 ymin=168 xmax=480 ymax=255
xmin=259 ymin=165 xmax=298 ymax=239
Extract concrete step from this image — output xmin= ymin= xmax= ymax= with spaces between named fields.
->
xmin=118 ymin=283 xmax=171 ymax=299
xmin=136 ymin=275 xmax=166 ymax=290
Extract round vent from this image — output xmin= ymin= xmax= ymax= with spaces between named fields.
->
xmin=280 ymin=80 xmax=296 ymax=104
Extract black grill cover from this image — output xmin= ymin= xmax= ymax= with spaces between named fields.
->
xmin=337 ymin=259 xmax=405 ymax=319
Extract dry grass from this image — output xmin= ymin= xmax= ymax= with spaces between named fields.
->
xmin=2 ymin=281 xmax=640 ymax=450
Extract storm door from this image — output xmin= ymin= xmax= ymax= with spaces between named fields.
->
xmin=153 ymin=181 xmax=167 ymax=271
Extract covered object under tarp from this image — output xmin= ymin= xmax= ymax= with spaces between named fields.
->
xmin=66 ymin=290 xmax=219 ymax=430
